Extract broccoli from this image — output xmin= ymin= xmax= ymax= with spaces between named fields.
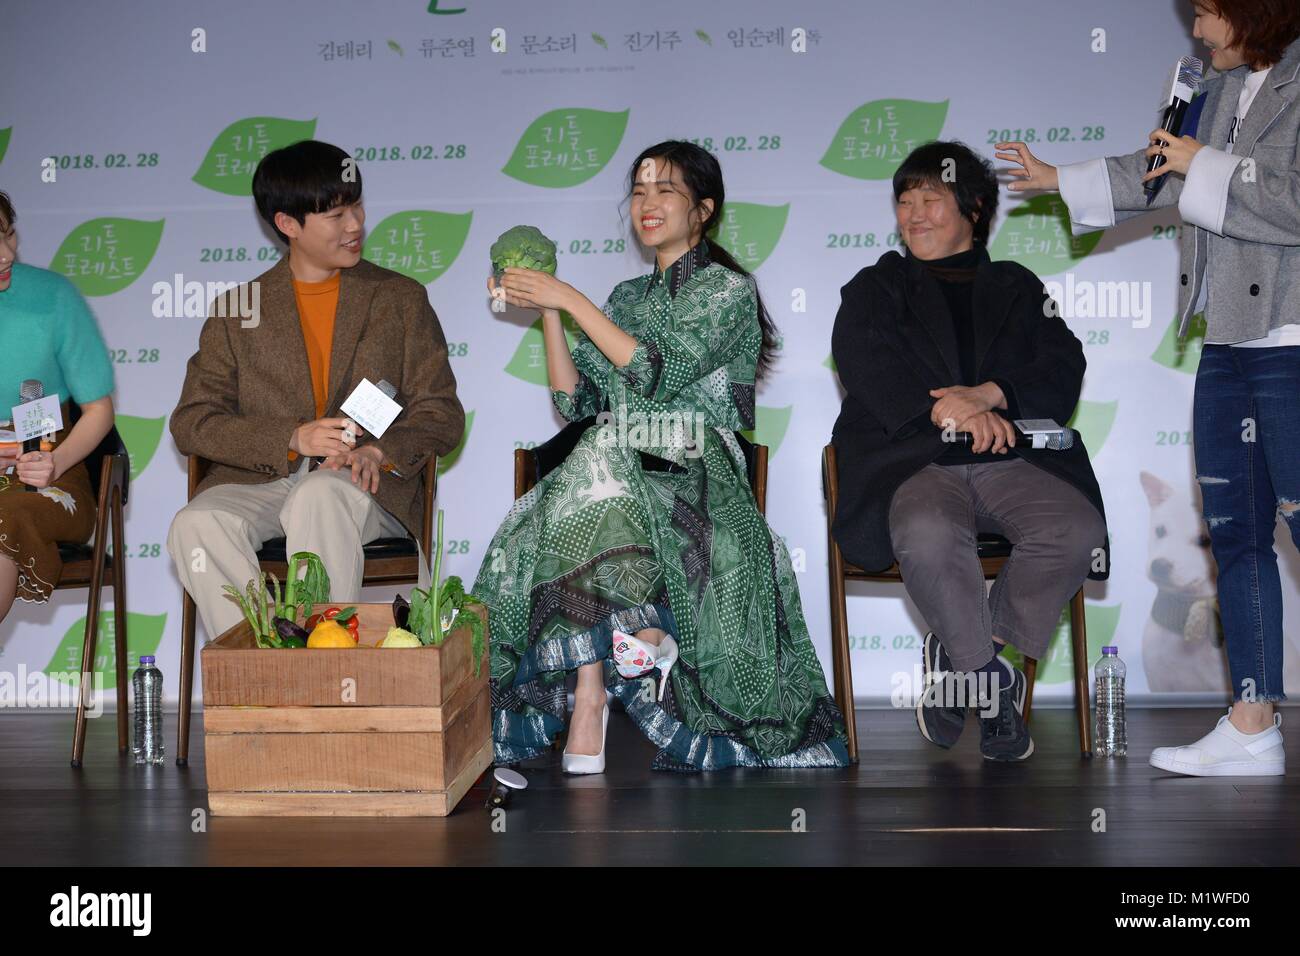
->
xmin=490 ymin=225 xmax=558 ymax=278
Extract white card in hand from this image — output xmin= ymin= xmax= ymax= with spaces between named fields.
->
xmin=12 ymin=394 xmax=64 ymax=443
xmin=340 ymin=378 xmax=402 ymax=439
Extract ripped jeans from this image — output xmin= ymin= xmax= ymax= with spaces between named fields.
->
xmin=1193 ymin=344 xmax=1300 ymax=703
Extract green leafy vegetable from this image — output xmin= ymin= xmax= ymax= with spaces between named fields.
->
xmin=490 ymin=225 xmax=558 ymax=279
xmin=285 ymin=552 xmax=330 ymax=621
xmin=403 ymin=509 xmax=486 ymax=675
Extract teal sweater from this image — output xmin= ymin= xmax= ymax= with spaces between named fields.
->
xmin=0 ymin=263 xmax=114 ymax=421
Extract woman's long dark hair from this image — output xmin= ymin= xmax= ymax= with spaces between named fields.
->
xmin=623 ymin=140 xmax=777 ymax=380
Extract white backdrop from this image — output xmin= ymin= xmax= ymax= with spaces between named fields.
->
xmin=2 ymin=0 xmax=1296 ymax=709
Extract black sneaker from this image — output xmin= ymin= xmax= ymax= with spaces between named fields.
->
xmin=916 ymin=631 xmax=966 ymax=748
xmin=975 ymin=657 xmax=1034 ymax=761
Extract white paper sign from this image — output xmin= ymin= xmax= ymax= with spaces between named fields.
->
xmin=340 ymin=378 xmax=402 ymax=439
xmin=11 ymin=395 xmax=64 ymax=443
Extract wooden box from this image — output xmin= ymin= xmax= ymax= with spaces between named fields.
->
xmin=200 ymin=601 xmax=491 ymax=817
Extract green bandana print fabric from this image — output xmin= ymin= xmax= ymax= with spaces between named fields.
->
xmin=474 ymin=244 xmax=850 ymax=771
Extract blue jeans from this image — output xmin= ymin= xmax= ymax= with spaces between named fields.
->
xmin=1193 ymin=345 xmax=1300 ymax=703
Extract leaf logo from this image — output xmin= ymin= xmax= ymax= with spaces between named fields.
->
xmin=49 ymin=218 xmax=164 ymax=297
xmin=362 ymin=210 xmax=472 ymax=284
xmin=505 ymin=313 xmax=579 ymax=385
xmin=44 ymin=612 xmax=167 ymax=691
xmin=502 ymin=108 xmax=629 ymax=188
xmin=820 ymin=100 xmax=948 ymax=180
xmin=707 ymin=202 xmax=789 ymax=272
xmin=1001 ymin=603 xmax=1121 ymax=684
xmin=438 ymin=410 xmax=473 ymax=474
xmin=116 ymin=415 xmax=167 ymax=482
xmin=0 ymin=126 xmax=11 ymax=167
xmin=989 ymin=194 xmax=1103 ymax=276
xmin=1067 ymin=399 xmax=1118 ymax=457
xmin=1150 ymin=312 xmax=1208 ymax=374
xmin=193 ymin=117 xmax=317 ymax=196
xmin=740 ymin=405 xmax=793 ymax=458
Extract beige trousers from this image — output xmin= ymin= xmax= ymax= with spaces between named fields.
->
xmin=167 ymin=456 xmax=417 ymax=642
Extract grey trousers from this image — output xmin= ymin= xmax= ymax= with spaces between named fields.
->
xmin=887 ymin=458 xmax=1106 ymax=670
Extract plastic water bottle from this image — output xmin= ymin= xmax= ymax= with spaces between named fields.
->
xmin=132 ymin=655 xmax=165 ymax=765
xmin=1094 ymin=646 xmax=1127 ymax=757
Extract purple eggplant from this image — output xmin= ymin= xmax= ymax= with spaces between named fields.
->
xmin=393 ymin=593 xmax=411 ymax=630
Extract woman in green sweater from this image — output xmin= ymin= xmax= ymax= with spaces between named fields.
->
xmin=0 ymin=191 xmax=116 ymax=622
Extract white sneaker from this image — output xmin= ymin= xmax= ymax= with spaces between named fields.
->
xmin=1148 ymin=709 xmax=1285 ymax=777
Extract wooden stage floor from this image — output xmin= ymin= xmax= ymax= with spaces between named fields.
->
xmin=2 ymin=706 xmax=1296 ymax=866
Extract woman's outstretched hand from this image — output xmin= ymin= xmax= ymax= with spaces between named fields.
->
xmin=996 ymin=141 xmax=1060 ymax=192
xmin=489 ymin=267 xmax=577 ymax=314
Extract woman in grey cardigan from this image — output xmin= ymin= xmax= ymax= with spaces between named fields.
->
xmin=998 ymin=0 xmax=1299 ymax=777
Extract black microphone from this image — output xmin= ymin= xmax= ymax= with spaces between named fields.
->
xmin=1145 ymin=55 xmax=1204 ymax=204
xmin=943 ymin=426 xmax=1076 ymax=451
xmin=18 ymin=379 xmax=44 ymax=492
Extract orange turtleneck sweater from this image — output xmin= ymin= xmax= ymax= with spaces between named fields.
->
xmin=287 ymin=271 xmax=340 ymax=461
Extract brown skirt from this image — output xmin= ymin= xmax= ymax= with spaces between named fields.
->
xmin=0 ymin=409 xmax=97 ymax=604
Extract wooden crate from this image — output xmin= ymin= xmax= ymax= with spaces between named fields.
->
xmin=201 ymin=601 xmax=491 ymax=817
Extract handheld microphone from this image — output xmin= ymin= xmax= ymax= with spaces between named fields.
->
xmin=18 ymin=379 xmax=44 ymax=492
xmin=1014 ymin=419 xmax=1076 ymax=450
xmin=318 ymin=379 xmax=403 ymax=472
xmin=1145 ymin=55 xmax=1203 ymax=204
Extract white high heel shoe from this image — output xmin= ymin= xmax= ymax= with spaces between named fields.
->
xmin=611 ymin=630 xmax=679 ymax=702
xmin=561 ymin=701 xmax=609 ymax=775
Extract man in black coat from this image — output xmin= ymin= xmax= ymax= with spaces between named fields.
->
xmin=830 ymin=142 xmax=1109 ymax=762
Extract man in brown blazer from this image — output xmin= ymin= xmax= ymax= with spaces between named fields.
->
xmin=167 ymin=140 xmax=464 ymax=641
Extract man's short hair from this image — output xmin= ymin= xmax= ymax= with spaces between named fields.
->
xmin=252 ymin=140 xmax=362 ymax=244
xmin=0 ymin=190 xmax=15 ymax=231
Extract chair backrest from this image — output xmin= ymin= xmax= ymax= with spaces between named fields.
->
xmin=66 ymin=401 xmax=130 ymax=505
xmin=822 ymin=443 xmax=838 ymax=512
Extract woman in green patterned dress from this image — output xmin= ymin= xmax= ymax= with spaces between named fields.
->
xmin=478 ymin=141 xmax=850 ymax=772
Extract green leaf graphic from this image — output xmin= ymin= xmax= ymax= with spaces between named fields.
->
xmin=502 ymin=108 xmax=629 ymax=188
xmin=505 ymin=313 xmax=579 ymax=385
xmin=1067 ymin=400 xmax=1118 ymax=456
xmin=362 ymin=210 xmax=472 ymax=284
xmin=1002 ymin=603 xmax=1121 ymax=684
xmin=193 ymin=117 xmax=317 ymax=196
xmin=696 ymin=29 xmax=713 ymax=46
xmin=819 ymin=99 xmax=949 ymax=180
xmin=116 ymin=415 xmax=166 ymax=482
xmin=989 ymin=194 xmax=1103 ymax=276
xmin=1150 ymin=312 xmax=1208 ymax=374
xmin=49 ymin=218 xmax=164 ymax=297
xmin=740 ymin=405 xmax=793 ymax=458
xmin=706 ymin=201 xmax=789 ymax=272
xmin=591 ymin=32 xmax=608 ymax=49
xmin=387 ymin=39 xmax=404 ymax=56
xmin=825 ymin=353 xmax=837 ymax=374
xmin=0 ymin=127 xmax=11 ymax=167
xmin=44 ymin=612 xmax=167 ymax=691
xmin=438 ymin=410 xmax=473 ymax=474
